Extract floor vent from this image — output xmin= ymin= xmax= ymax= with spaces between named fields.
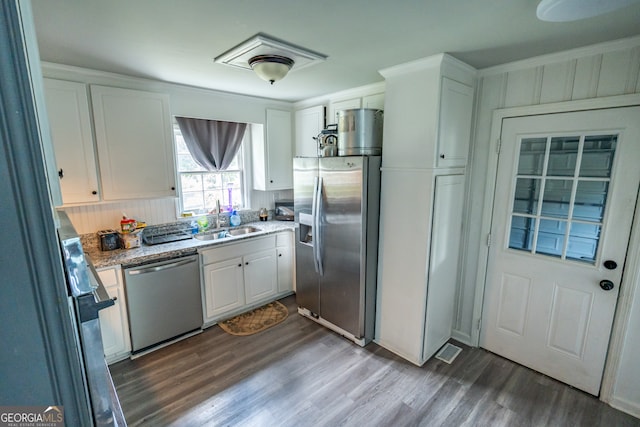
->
xmin=435 ymin=343 xmax=462 ymax=364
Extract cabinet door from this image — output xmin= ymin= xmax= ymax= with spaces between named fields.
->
xmin=244 ymin=249 xmax=277 ymax=304
xmin=265 ymin=109 xmax=293 ymax=190
xmin=97 ymin=267 xmax=131 ymax=363
xmin=436 ymin=78 xmax=473 ymax=168
xmin=276 ymin=245 xmax=294 ymax=293
xmin=43 ymin=79 xmax=99 ymax=204
xmin=91 ymin=85 xmax=176 ymax=200
xmin=376 ymin=168 xmax=434 ymax=365
xmin=329 ymin=98 xmax=362 ymax=125
xmin=203 ymin=257 xmax=245 ymax=320
xmin=294 ymin=105 xmax=325 ymax=157
xmin=423 ymin=174 xmax=465 ymax=361
xmin=362 ymin=93 xmax=385 ymax=111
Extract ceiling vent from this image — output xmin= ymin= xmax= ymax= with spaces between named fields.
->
xmin=214 ymin=33 xmax=327 ymax=74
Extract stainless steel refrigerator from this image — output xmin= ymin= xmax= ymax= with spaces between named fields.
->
xmin=294 ymin=156 xmax=381 ymax=346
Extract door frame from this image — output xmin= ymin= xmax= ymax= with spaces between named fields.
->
xmin=471 ymin=93 xmax=640 ymax=402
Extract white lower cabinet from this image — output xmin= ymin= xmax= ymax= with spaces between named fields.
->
xmin=276 ymin=232 xmax=294 ymax=293
xmin=376 ymin=171 xmax=465 ymax=366
xmin=200 ymin=231 xmax=294 ymax=325
xmin=244 ymin=249 xmax=277 ymax=304
xmin=97 ymin=266 xmax=131 ymax=364
xmin=202 ymin=257 xmax=246 ymax=319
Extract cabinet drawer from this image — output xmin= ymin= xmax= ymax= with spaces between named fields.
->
xmin=200 ymin=235 xmax=276 ymax=265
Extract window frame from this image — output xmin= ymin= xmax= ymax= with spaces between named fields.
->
xmin=173 ymin=121 xmax=249 ymax=217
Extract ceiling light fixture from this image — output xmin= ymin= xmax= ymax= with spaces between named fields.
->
xmin=536 ymin=0 xmax=640 ymax=22
xmin=248 ymin=55 xmax=295 ymax=85
xmin=214 ymin=33 xmax=327 ymax=86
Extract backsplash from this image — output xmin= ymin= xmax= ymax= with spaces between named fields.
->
xmin=64 ymin=198 xmax=178 ymax=234
xmin=63 ymin=190 xmax=292 ymax=234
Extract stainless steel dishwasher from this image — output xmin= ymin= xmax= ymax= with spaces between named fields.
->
xmin=124 ymin=255 xmax=203 ymax=354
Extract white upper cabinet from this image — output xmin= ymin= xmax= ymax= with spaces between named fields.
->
xmin=253 ymin=109 xmax=293 ymax=191
xmin=90 ymin=85 xmax=176 ymax=200
xmin=328 ymin=91 xmax=385 ymax=125
xmin=362 ymin=93 xmax=385 ymax=110
xmin=437 ymin=77 xmax=474 ymax=168
xmin=43 ymin=78 xmax=99 ymax=204
xmin=380 ymin=54 xmax=475 ymax=169
xmin=294 ymin=105 xmax=325 ymax=157
xmin=328 ymin=98 xmax=361 ymax=125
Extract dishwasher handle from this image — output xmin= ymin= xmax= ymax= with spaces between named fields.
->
xmin=127 ymin=257 xmax=197 ymax=275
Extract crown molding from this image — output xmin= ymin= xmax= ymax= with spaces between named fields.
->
xmin=479 ymin=34 xmax=640 ymax=76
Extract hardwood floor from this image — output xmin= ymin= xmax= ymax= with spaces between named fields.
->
xmin=110 ymin=296 xmax=639 ymax=426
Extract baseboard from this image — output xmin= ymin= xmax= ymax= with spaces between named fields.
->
xmin=130 ymin=329 xmax=202 ymax=359
xmin=372 ymin=337 xmax=425 ymax=367
xmin=451 ymin=329 xmax=473 ymax=347
xmin=608 ymin=396 xmax=640 ymax=419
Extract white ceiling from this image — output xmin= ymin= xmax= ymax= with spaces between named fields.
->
xmin=31 ymin=0 xmax=640 ymax=102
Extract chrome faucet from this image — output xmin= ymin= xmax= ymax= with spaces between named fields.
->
xmin=216 ymin=199 xmax=221 ymax=229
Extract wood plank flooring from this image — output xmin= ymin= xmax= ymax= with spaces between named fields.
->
xmin=110 ymin=296 xmax=640 ymax=426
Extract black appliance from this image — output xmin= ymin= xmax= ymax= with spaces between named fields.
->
xmin=57 ymin=210 xmax=127 ymax=426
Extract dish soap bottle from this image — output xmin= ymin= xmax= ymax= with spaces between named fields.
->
xmin=197 ymin=215 xmax=209 ymax=231
xmin=229 ymin=210 xmax=241 ymax=227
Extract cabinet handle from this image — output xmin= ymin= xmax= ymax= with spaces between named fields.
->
xmin=58 ymin=168 xmax=64 ymax=178
xmin=171 ymin=186 xmax=176 ymax=191
xmin=278 ymin=253 xmax=282 ymax=257
xmin=238 ymin=263 xmax=242 ymax=267
xmin=92 ymin=190 xmax=97 ymax=195
xmin=440 ymin=154 xmax=445 ymax=159
xmin=269 ymin=180 xmax=274 ymax=183
xmin=245 ymin=261 xmax=249 ymax=265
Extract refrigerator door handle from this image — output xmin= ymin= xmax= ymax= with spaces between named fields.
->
xmin=311 ymin=176 xmax=320 ymax=273
xmin=315 ymin=176 xmax=324 ymax=276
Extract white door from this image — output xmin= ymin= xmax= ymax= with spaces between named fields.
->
xmin=481 ymin=106 xmax=640 ymax=395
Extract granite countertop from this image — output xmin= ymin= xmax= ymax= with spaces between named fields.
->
xmin=85 ymin=220 xmax=296 ymax=269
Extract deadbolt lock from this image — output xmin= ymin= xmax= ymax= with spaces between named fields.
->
xmin=600 ymin=280 xmax=614 ymax=291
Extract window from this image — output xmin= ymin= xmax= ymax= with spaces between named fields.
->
xmin=174 ymin=124 xmax=244 ymax=215
xmin=508 ymin=134 xmax=617 ymax=264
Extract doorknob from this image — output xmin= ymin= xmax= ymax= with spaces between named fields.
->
xmin=600 ymin=280 xmax=615 ymax=291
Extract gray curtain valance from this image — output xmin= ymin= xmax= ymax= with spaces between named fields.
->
xmin=176 ymin=116 xmax=247 ymax=171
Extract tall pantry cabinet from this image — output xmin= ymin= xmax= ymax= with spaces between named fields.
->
xmin=375 ymin=54 xmax=475 ymax=366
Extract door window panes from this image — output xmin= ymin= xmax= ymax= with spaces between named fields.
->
xmin=547 ymin=136 xmax=579 ymax=176
xmin=573 ymin=181 xmax=608 ymax=222
xmin=566 ymin=223 xmax=601 ymax=263
xmin=580 ymin=135 xmax=617 ymax=178
xmin=507 ymin=134 xmax=617 ymax=264
xmin=540 ymin=179 xmax=572 ymax=219
xmin=513 ymin=178 xmax=541 ymax=215
xmin=509 ymin=216 xmax=536 ymax=252
xmin=536 ymin=219 xmax=567 ymax=258
xmin=517 ymin=138 xmax=547 ymax=175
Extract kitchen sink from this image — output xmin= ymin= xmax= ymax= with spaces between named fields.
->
xmin=193 ymin=226 xmax=260 ymax=241
xmin=227 ymin=226 xmax=260 ymax=236
xmin=193 ymin=231 xmax=228 ymax=241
